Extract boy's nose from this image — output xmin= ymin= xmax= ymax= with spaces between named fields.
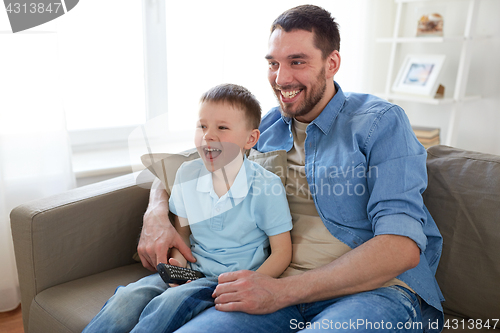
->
xmin=203 ymin=129 xmax=216 ymax=141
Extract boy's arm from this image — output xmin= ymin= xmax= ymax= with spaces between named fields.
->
xmin=168 ymin=215 xmax=192 ymax=268
xmin=255 ymin=231 xmax=292 ymax=278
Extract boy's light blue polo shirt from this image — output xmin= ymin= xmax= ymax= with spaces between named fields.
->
xmin=169 ymin=156 xmax=292 ymax=277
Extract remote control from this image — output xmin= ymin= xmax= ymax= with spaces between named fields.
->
xmin=156 ymin=263 xmax=205 ymax=285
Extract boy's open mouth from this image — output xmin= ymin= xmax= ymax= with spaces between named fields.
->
xmin=203 ymin=146 xmax=222 ymax=161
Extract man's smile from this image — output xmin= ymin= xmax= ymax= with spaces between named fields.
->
xmin=274 ymin=86 xmax=305 ymax=104
xmin=281 ymin=89 xmax=302 ymax=99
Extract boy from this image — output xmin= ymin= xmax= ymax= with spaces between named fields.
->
xmin=83 ymin=84 xmax=292 ymax=333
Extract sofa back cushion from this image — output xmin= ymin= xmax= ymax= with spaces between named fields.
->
xmin=141 ymin=148 xmax=287 ymax=195
xmin=424 ymin=145 xmax=500 ymax=322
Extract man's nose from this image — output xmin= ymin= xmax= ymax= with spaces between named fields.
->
xmin=275 ymin=66 xmax=292 ymax=86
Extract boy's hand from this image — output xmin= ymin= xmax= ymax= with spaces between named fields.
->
xmin=168 ymin=257 xmax=185 ymax=268
xmin=167 ymin=257 xmax=192 ymax=287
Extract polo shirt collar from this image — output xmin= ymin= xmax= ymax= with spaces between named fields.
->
xmin=196 ymin=155 xmax=250 ymax=199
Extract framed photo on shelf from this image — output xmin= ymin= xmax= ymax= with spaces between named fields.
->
xmin=392 ymin=54 xmax=446 ymax=97
xmin=417 ymin=13 xmax=444 ymax=37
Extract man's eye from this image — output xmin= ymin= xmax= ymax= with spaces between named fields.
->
xmin=268 ymin=62 xmax=279 ymax=70
xmin=292 ymin=61 xmax=304 ymax=66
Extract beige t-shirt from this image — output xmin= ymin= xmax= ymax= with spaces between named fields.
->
xmin=280 ymin=119 xmax=412 ymax=292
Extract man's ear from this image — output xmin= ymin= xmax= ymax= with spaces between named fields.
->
xmin=326 ymin=50 xmax=341 ymax=79
xmin=244 ymin=129 xmax=260 ymax=149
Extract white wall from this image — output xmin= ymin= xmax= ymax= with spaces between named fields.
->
xmin=365 ymin=0 xmax=500 ymax=155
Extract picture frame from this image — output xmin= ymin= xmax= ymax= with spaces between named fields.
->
xmin=417 ymin=13 xmax=444 ymax=37
xmin=392 ymin=54 xmax=446 ymax=97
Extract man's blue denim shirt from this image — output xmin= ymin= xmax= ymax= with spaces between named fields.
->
xmin=255 ymin=82 xmax=444 ymax=330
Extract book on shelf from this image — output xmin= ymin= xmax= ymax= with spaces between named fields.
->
xmin=412 ymin=126 xmax=440 ymax=139
xmin=412 ymin=125 xmax=440 ymax=148
xmin=420 ymin=137 xmax=440 ymax=149
xmin=416 ymin=135 xmax=440 ymax=144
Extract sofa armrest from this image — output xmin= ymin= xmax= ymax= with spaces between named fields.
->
xmin=10 ymin=171 xmax=152 ymax=328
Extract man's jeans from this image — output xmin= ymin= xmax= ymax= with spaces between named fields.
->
xmin=82 ymin=274 xmax=218 ymax=333
xmin=176 ymin=285 xmax=424 ymax=333
xmin=83 ymin=273 xmax=423 ymax=333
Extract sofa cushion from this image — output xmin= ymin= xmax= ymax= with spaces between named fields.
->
xmin=141 ymin=148 xmax=288 ymax=195
xmin=30 ymin=264 xmax=150 ymax=333
xmin=141 ymin=148 xmax=200 ymax=196
xmin=423 ymin=145 xmax=500 ymax=323
xmin=247 ymin=148 xmax=287 ymax=185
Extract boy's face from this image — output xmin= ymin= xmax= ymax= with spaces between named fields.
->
xmin=195 ymin=101 xmax=259 ymax=172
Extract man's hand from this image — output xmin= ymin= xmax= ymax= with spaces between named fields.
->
xmin=138 ymin=207 xmax=194 ymax=271
xmin=137 ymin=181 xmax=196 ymax=271
xmin=212 ymin=270 xmax=286 ymax=314
xmin=212 ymin=235 xmax=420 ymax=314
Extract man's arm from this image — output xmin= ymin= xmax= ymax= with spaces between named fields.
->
xmin=213 ymin=234 xmax=419 ymax=314
xmin=168 ymin=215 xmax=191 ymax=268
xmin=137 ymin=178 xmax=196 ymax=272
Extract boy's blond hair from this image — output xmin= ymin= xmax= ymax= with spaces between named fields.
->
xmin=200 ymin=83 xmax=261 ymax=130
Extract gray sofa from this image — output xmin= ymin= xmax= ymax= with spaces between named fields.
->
xmin=10 ymin=145 xmax=500 ymax=332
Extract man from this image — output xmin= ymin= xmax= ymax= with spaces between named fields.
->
xmin=138 ymin=5 xmax=444 ymax=333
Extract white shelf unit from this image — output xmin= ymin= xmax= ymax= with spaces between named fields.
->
xmin=376 ymin=0 xmax=483 ymax=146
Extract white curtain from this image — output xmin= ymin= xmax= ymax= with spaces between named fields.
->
xmin=0 ymin=30 xmax=76 ymax=311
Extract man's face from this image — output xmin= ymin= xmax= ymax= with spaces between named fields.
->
xmin=266 ymin=29 xmax=332 ymax=123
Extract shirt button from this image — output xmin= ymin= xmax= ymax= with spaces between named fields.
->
xmin=216 ymin=207 xmax=220 ymax=212
xmin=290 ymin=133 xmax=292 ymax=137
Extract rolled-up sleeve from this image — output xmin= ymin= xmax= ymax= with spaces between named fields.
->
xmin=364 ymin=105 xmax=429 ymax=252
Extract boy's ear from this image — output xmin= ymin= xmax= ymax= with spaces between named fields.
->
xmin=244 ymin=129 xmax=260 ymax=149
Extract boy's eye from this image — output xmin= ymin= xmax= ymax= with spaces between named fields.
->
xmin=219 ymin=126 xmax=228 ymax=130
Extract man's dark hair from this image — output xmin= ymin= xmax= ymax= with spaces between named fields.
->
xmin=271 ymin=5 xmax=340 ymax=58
xmin=200 ymin=83 xmax=261 ymax=130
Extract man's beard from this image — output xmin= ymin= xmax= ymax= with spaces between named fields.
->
xmin=273 ymin=68 xmax=326 ymax=119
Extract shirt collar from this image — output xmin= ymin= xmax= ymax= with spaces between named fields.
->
xmin=279 ymin=81 xmax=346 ymax=135
xmin=311 ymin=81 xmax=345 ymax=135
xmin=196 ymin=165 xmax=212 ymax=194
xmin=196 ymin=155 xmax=250 ymax=199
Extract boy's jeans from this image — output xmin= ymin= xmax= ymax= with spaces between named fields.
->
xmin=82 ymin=274 xmax=218 ymax=333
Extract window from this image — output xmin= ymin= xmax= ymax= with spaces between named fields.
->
xmin=57 ymin=0 xmax=146 ymax=148
xmin=3 ymin=0 xmax=373 ymax=167
xmin=161 ymin=1 xmax=371 ymax=134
